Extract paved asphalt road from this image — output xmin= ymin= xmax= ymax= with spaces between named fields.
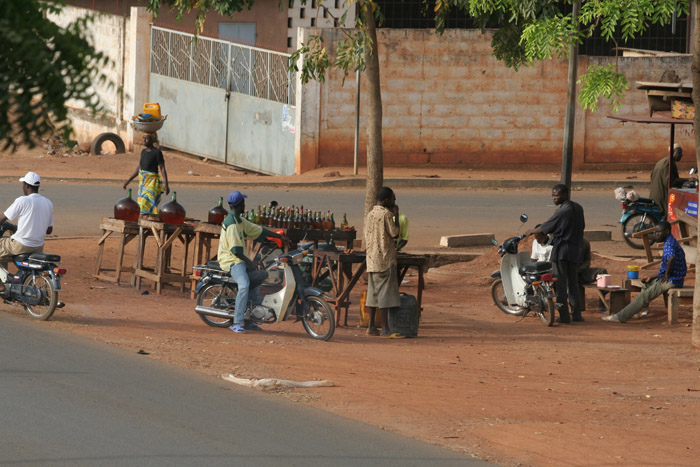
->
xmin=0 ymin=183 xmax=621 ymax=248
xmin=0 ymin=313 xmax=485 ymax=466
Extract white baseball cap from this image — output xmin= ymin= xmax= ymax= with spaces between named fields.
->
xmin=19 ymin=171 xmax=41 ymax=186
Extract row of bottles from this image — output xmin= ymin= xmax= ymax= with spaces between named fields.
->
xmin=247 ymin=206 xmax=336 ymax=230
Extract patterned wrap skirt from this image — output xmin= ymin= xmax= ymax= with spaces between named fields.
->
xmin=137 ymin=170 xmax=164 ymax=214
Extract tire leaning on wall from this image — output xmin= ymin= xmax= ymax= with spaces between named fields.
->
xmin=90 ymin=132 xmax=126 ymax=155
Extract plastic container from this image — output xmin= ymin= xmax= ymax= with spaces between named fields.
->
xmin=143 ymin=103 xmax=161 ymax=118
xmin=359 ymin=290 xmax=382 ymax=327
xmin=627 ymin=265 xmax=640 ymax=279
xmin=596 ymin=274 xmax=611 ymax=288
xmin=387 ymin=293 xmax=420 ymax=337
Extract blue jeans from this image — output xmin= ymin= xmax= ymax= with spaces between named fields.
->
xmin=229 ymin=263 xmax=257 ymax=325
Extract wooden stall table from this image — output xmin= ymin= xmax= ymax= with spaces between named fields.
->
xmin=94 ymin=217 xmax=139 ymax=284
xmin=132 ymin=217 xmax=196 ymax=294
xmin=596 ymin=286 xmax=631 ymax=314
xmin=311 ymin=250 xmax=426 ymax=326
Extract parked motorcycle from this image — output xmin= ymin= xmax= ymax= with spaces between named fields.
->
xmin=193 ymin=241 xmax=336 ymax=341
xmin=490 ymin=215 xmax=556 ymax=327
xmin=614 ymin=187 xmax=663 ymax=250
xmin=0 ymin=222 xmax=66 ymax=320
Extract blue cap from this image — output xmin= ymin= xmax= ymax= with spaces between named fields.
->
xmin=227 ymin=190 xmax=247 ymax=206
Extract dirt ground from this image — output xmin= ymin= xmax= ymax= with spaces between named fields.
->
xmin=4 ymin=147 xmax=700 ymax=465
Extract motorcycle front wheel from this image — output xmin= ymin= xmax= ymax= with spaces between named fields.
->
xmin=22 ymin=274 xmax=58 ymax=321
xmin=622 ymin=213 xmax=658 ymax=250
xmin=302 ymin=295 xmax=335 ymax=341
xmin=490 ymin=279 xmax=526 ymax=316
xmin=196 ymin=283 xmax=236 ymax=328
xmin=535 ymin=286 xmax=556 ymax=327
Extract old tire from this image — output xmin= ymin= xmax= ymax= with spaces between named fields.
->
xmin=90 ymin=132 xmax=126 ymax=155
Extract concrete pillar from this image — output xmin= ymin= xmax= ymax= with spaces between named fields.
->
xmin=293 ymin=27 xmax=321 ymax=174
xmin=125 ymin=7 xmax=153 ymax=151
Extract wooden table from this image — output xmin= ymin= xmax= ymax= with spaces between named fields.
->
xmin=596 ymin=287 xmax=630 ymax=314
xmin=310 ymin=250 xmax=427 ymax=326
xmin=94 ymin=217 xmax=139 ymax=284
xmin=133 ymin=217 xmax=196 ymax=294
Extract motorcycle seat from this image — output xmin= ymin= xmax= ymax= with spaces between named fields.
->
xmin=14 ymin=254 xmax=31 ymax=262
xmin=635 ymin=197 xmax=656 ymax=205
xmin=206 ymin=260 xmax=222 ymax=271
xmin=519 ymin=261 xmax=552 ymax=275
xmin=29 ymin=253 xmax=61 ymax=262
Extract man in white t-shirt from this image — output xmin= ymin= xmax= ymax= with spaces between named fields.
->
xmin=0 ymin=172 xmax=54 ymax=292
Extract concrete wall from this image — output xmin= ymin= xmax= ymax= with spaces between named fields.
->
xmin=49 ymin=5 xmax=130 ymax=146
xmin=298 ymin=28 xmax=694 ymax=170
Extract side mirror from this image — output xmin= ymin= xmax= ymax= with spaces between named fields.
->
xmin=491 ymin=239 xmax=498 ymax=246
xmin=519 ymin=214 xmax=528 ymax=224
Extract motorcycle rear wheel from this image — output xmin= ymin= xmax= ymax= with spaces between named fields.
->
xmin=302 ymin=295 xmax=335 ymax=341
xmin=536 ymin=286 xmax=556 ymax=327
xmin=196 ymin=283 xmax=236 ymax=328
xmin=622 ymin=213 xmax=658 ymax=250
xmin=490 ymin=279 xmax=526 ymax=316
xmin=22 ymin=274 xmax=58 ymax=321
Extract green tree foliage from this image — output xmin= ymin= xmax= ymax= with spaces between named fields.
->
xmin=145 ymin=0 xmax=255 ymax=34
xmin=0 ymin=0 xmax=111 ymax=151
xmin=436 ymin=0 xmax=689 ymax=112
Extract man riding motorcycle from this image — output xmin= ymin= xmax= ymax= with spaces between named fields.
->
xmin=0 ymin=172 xmax=54 ymax=295
xmin=217 ymin=190 xmax=283 ymax=334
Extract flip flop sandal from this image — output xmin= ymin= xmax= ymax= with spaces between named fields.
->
xmin=229 ymin=324 xmax=246 ymax=333
xmin=380 ymin=333 xmax=406 ymax=339
xmin=366 ymin=329 xmax=380 ymax=336
xmin=245 ymin=323 xmax=263 ymax=331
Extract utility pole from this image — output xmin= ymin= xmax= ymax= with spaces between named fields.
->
xmin=561 ymin=1 xmax=581 ymax=190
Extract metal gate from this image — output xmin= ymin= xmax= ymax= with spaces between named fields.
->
xmin=149 ymin=26 xmax=297 ymax=175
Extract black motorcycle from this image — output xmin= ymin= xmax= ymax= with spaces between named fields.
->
xmin=0 ymin=222 xmax=65 ymax=320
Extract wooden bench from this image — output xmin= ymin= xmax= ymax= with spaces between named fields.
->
xmin=623 ymin=279 xmax=693 ymax=324
xmin=667 ymin=287 xmax=693 ymax=324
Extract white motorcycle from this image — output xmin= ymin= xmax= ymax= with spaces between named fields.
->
xmin=193 ymin=243 xmax=336 ymax=341
xmin=490 ymin=215 xmax=556 ymax=327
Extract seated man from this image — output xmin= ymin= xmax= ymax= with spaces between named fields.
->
xmin=530 ymin=227 xmax=552 ymax=262
xmin=217 ymin=190 xmax=283 ymax=334
xmin=577 ymin=238 xmax=607 ymax=285
xmin=603 ymin=221 xmax=686 ymax=323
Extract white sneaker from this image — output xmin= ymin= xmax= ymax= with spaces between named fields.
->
xmin=602 ymin=314 xmax=621 ymax=322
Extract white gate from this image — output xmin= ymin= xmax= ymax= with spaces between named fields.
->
xmin=149 ymin=26 xmax=296 ymax=175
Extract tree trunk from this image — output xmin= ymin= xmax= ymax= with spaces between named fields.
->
xmin=363 ymin=8 xmax=383 ymax=216
xmin=693 ymin=0 xmax=700 ymax=348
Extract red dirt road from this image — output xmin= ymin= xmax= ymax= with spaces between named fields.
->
xmin=15 ymin=236 xmax=697 ymax=467
xmin=3 ymin=148 xmax=700 ymax=465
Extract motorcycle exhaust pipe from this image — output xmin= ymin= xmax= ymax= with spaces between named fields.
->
xmin=195 ymin=306 xmax=235 ymax=319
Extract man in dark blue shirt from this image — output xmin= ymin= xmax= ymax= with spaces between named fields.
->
xmin=603 ymin=221 xmax=686 ymax=323
xmin=526 ymin=184 xmax=586 ymax=323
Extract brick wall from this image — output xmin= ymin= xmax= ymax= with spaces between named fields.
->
xmin=301 ymin=28 xmax=694 ymax=170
